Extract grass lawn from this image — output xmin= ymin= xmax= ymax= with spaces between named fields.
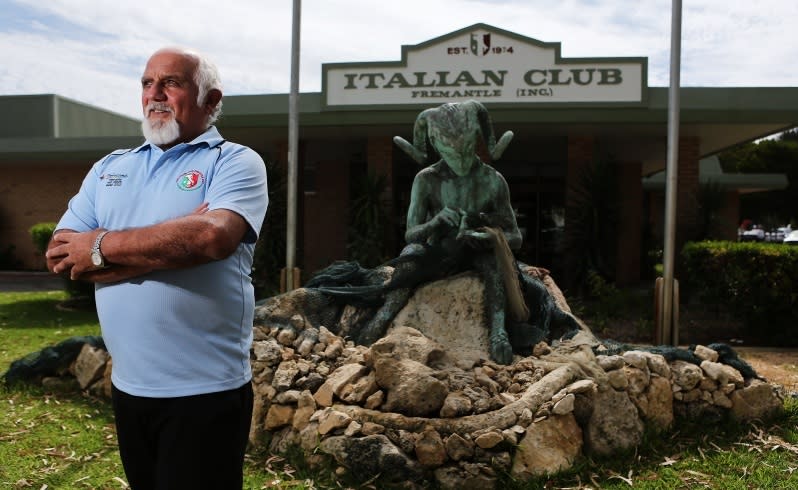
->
xmin=2 ymin=291 xmax=798 ymax=489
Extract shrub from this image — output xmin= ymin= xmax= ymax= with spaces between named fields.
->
xmin=29 ymin=222 xmax=57 ymax=255
xmin=682 ymin=241 xmax=798 ymax=344
xmin=28 ymin=221 xmax=95 ymax=305
xmin=252 ymin=159 xmax=286 ymax=299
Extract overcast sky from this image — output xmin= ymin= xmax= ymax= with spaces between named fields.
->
xmin=1 ymin=0 xmax=796 ymax=120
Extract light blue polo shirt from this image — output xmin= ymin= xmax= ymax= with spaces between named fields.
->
xmin=56 ymin=127 xmax=268 ymax=397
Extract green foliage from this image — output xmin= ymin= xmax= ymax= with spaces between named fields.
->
xmin=718 ymin=137 xmax=798 ymax=227
xmin=570 ymin=270 xmax=653 ymax=338
xmin=347 ymin=171 xmax=390 ymax=268
xmin=0 ymin=291 xmax=100 ymax=366
xmin=564 ymin=156 xmax=619 ymax=291
xmin=28 ymin=222 xmax=57 ymax=256
xmin=696 ymin=180 xmax=730 ymax=240
xmin=682 ymin=241 xmax=798 ymax=344
xmin=252 ymin=159 xmax=287 ymax=299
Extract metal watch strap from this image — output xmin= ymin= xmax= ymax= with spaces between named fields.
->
xmin=92 ymin=230 xmax=110 ymax=264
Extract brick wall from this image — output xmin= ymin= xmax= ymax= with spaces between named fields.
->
xmin=0 ymin=161 xmax=91 ymax=269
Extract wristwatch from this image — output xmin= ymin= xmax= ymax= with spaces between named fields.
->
xmin=90 ymin=230 xmax=110 ymax=268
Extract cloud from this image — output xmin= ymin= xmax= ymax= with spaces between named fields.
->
xmin=1 ymin=0 xmax=796 ymax=119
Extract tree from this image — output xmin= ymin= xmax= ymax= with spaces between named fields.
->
xmin=718 ymin=134 xmax=798 ymax=228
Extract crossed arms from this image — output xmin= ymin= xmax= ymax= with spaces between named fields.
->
xmin=46 ymin=203 xmax=248 ymax=283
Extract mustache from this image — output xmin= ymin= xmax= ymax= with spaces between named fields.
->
xmin=144 ymin=103 xmax=174 ymax=115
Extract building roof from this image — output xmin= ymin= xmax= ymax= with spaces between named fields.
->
xmin=1 ymin=88 xmax=797 ymax=169
xmin=641 ymin=155 xmax=789 ymax=194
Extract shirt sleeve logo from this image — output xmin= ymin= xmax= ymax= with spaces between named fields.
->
xmin=177 ymin=170 xmax=205 ymax=191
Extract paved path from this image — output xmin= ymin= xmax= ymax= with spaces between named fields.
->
xmin=0 ymin=271 xmax=64 ymax=292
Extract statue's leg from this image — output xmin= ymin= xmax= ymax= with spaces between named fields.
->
xmin=474 ymin=253 xmax=513 ymax=365
xmin=356 ymin=287 xmax=412 ymax=345
xmin=355 ymin=244 xmax=428 ymax=346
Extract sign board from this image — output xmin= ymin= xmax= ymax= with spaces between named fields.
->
xmin=322 ymin=24 xmax=647 ymax=109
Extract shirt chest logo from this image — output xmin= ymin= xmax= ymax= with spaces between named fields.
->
xmin=100 ymin=173 xmax=128 ymax=187
xmin=177 ymin=170 xmax=205 ymax=191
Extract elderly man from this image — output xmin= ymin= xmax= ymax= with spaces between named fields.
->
xmin=46 ymin=47 xmax=268 ymax=489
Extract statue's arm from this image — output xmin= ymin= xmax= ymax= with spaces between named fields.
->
xmin=404 ymin=172 xmax=460 ymax=244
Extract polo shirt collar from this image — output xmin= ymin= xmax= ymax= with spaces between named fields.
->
xmin=132 ymin=126 xmax=223 ymax=153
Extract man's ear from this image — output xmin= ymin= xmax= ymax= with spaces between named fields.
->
xmin=205 ymin=89 xmax=222 ymax=110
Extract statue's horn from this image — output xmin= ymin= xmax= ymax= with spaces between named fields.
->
xmin=473 ymin=100 xmax=513 ymax=161
xmin=394 ymin=109 xmax=432 ymax=165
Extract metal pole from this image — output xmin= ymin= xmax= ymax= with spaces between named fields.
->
xmin=660 ymin=0 xmax=682 ymax=345
xmin=286 ymin=0 xmax=301 ymax=291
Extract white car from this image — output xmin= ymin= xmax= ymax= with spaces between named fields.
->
xmin=741 ymin=227 xmax=765 ymax=242
xmin=784 ymin=230 xmax=798 ymax=245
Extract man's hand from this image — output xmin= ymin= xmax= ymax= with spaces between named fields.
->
xmin=46 ymin=229 xmax=107 ymax=280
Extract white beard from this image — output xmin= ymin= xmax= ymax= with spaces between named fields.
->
xmin=141 ymin=116 xmax=180 ymax=146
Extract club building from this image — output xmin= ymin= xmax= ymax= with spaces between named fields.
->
xmin=1 ymin=24 xmax=795 ymax=285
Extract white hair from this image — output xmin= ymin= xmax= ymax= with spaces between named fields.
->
xmin=147 ymin=47 xmax=224 ymax=127
xmin=191 ymin=51 xmax=223 ymax=125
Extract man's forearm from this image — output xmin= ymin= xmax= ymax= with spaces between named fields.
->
xmin=46 ymin=208 xmax=248 ymax=280
xmin=80 ymin=265 xmax=154 ymax=284
xmin=101 ymin=210 xmax=247 ymax=270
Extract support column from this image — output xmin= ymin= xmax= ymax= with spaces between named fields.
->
xmin=616 ymin=161 xmax=643 ymax=285
xmin=367 ymin=135 xmax=397 ymax=254
xmin=564 ymin=135 xmax=595 ymax=287
xmin=675 ymin=136 xmax=701 ymax=255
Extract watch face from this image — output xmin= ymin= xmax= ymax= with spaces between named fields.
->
xmin=91 ymin=252 xmax=103 ymax=267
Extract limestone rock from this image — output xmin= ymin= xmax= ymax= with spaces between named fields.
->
xmin=415 ymin=428 xmax=447 ymax=468
xmin=317 ymin=408 xmax=352 ymax=435
xmin=597 ymin=354 xmax=625 ymax=372
xmin=584 ymin=388 xmax=644 ymax=456
xmin=445 ymin=433 xmax=475 ymax=461
xmin=730 ymin=380 xmax=783 ymax=421
xmin=273 ymin=360 xmax=299 ymax=391
xmin=319 ymin=435 xmax=423 ymax=484
xmin=474 ymin=431 xmax=503 ymax=449
xmin=693 ymin=345 xmax=719 ymax=362
xmin=369 ymin=326 xmax=449 ymax=367
xmin=623 ymin=365 xmax=650 ymax=396
xmin=640 ymin=352 xmax=671 ymax=378
xmin=374 ymin=356 xmax=448 ymax=417
xmin=701 ymin=360 xmax=744 ymax=387
xmin=313 ymin=363 xmax=368 ymax=407
xmin=71 ymin=344 xmax=109 ymax=389
xmin=552 ymin=393 xmax=575 ymax=414
xmin=264 ymin=404 xmax=295 ymax=430
xmin=634 ymin=375 xmax=673 ymax=430
xmin=511 ymin=414 xmax=582 ymax=478
xmin=440 ymin=391 xmax=474 ymax=418
xmin=671 ymin=360 xmax=703 ymax=390
xmin=434 ymin=464 xmax=497 ymax=490
xmin=390 ymin=272 xmax=491 ymax=364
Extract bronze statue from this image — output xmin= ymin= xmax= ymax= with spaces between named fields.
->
xmin=309 ymin=100 xmax=528 ymax=364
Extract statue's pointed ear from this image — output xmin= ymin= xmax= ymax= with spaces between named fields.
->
xmin=393 ymin=136 xmax=427 ymax=165
xmin=394 ymin=109 xmax=432 ymax=165
xmin=491 ymin=131 xmax=514 ymax=161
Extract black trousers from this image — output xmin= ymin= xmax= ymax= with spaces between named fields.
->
xmin=111 ymin=382 xmax=253 ymax=490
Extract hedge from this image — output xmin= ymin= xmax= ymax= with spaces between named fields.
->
xmin=682 ymin=241 xmax=798 ymax=344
